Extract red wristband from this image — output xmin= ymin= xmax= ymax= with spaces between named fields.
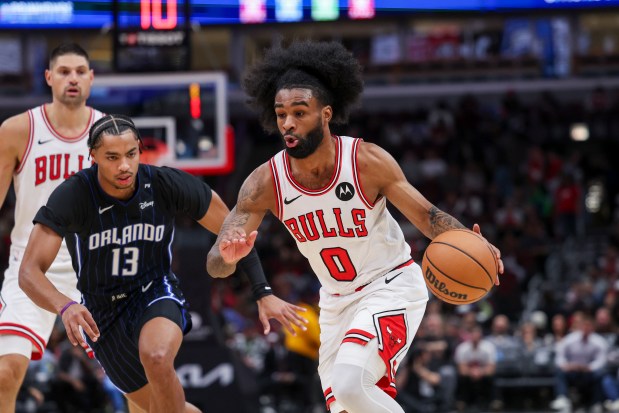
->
xmin=60 ymin=300 xmax=78 ymax=316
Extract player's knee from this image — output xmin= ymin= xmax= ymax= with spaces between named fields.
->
xmin=139 ymin=347 xmax=174 ymax=371
xmin=331 ymin=363 xmax=363 ymax=406
xmin=0 ymin=357 xmax=28 ymax=392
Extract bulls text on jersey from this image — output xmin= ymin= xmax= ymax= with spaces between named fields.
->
xmin=284 ymin=208 xmax=368 ymax=242
xmin=35 ymin=154 xmax=88 ymax=186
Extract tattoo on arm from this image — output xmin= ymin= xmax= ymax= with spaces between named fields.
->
xmin=208 ymin=173 xmax=266 ymax=277
xmin=216 ymin=208 xmax=250 ymax=243
xmin=214 ymin=174 xmax=263 ymax=246
xmin=208 ymin=208 xmax=249 ymax=276
xmin=428 ymin=206 xmax=465 ymax=238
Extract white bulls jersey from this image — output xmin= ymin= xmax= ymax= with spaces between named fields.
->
xmin=10 ymin=105 xmax=103 ymax=275
xmin=270 ymin=135 xmax=412 ymax=295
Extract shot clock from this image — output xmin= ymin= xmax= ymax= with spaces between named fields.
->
xmin=113 ymin=0 xmax=190 ymax=72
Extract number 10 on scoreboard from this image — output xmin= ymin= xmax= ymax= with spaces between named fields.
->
xmin=141 ymin=0 xmax=178 ymax=30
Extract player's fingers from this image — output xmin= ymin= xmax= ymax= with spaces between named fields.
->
xmin=64 ymin=322 xmax=79 ymax=346
xmin=280 ymin=317 xmax=296 ymax=336
xmin=259 ymin=314 xmax=271 ymax=335
xmin=246 ymin=231 xmax=258 ymax=246
xmin=70 ymin=322 xmax=84 ymax=347
xmin=491 ymin=246 xmax=503 ymax=274
xmin=289 ymin=315 xmax=308 ymax=330
xmin=472 ymin=223 xmax=481 ymax=234
xmin=492 ymin=245 xmax=501 ymax=259
xmin=288 ymin=309 xmax=309 ymax=326
xmin=82 ymin=314 xmax=100 ymax=342
xmin=290 ymin=304 xmax=307 ymax=313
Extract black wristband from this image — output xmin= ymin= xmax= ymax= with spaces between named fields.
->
xmin=237 ymin=248 xmax=273 ymax=301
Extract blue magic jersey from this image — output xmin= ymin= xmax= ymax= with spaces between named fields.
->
xmin=34 ymin=164 xmax=212 ymax=331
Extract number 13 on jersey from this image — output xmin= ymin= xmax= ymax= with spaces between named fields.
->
xmin=111 ymin=247 xmax=139 ymax=276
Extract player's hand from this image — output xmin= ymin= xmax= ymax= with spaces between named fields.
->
xmin=472 ymin=223 xmax=503 ymax=285
xmin=256 ymin=295 xmax=309 ymax=335
xmin=61 ymin=302 xmax=100 ymax=348
xmin=219 ymin=230 xmax=258 ymax=264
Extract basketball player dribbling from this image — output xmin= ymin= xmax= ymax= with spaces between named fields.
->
xmin=207 ymin=40 xmax=504 ymax=413
xmin=0 ymin=43 xmax=104 ymax=412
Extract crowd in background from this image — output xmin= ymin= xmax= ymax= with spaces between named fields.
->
xmin=2 ymin=86 xmax=619 ymax=412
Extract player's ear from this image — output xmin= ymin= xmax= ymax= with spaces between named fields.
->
xmin=44 ymin=69 xmax=52 ymax=87
xmin=322 ymin=105 xmax=332 ymax=123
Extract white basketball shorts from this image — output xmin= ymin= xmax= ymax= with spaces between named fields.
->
xmin=318 ymin=260 xmax=429 ymax=412
xmin=0 ymin=248 xmax=78 ymax=360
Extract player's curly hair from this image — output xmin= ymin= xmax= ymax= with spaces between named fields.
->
xmin=242 ymin=40 xmax=364 ymax=134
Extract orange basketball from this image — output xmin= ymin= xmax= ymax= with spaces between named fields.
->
xmin=421 ymin=229 xmax=498 ymax=305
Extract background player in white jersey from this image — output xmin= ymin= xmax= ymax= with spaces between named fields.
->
xmin=0 ymin=43 xmax=103 ymax=412
xmin=207 ymin=40 xmax=504 ymax=413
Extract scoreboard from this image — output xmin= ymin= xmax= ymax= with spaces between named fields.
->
xmin=113 ymin=0 xmax=190 ymax=72
xmin=1 ymin=0 xmax=619 ymax=29
xmin=0 ymin=0 xmax=111 ymax=28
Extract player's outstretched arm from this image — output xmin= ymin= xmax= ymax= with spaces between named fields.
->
xmin=0 ymin=114 xmax=28 ymax=210
xmin=200 ymin=166 xmax=308 ymax=334
xmin=18 ymin=224 xmax=100 ymax=347
xmin=207 ymin=165 xmax=272 ymax=278
xmin=359 ymin=142 xmax=503 ymax=277
xmin=357 ymin=142 xmax=464 ymax=239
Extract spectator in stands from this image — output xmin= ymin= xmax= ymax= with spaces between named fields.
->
xmin=545 ymin=313 xmax=568 ymax=347
xmin=454 ymin=324 xmax=499 ymax=411
xmin=518 ymin=321 xmax=553 ymax=377
xmin=595 ymin=307 xmax=617 ymax=346
xmin=598 ymin=244 xmax=619 ymax=279
xmin=550 ymin=313 xmax=609 ymax=412
xmin=259 ymin=330 xmax=314 ymax=413
xmin=399 ymin=313 xmax=457 ymax=412
xmin=281 ymin=287 xmax=322 ymax=412
xmin=50 ymin=341 xmax=107 ymax=412
xmin=553 ymin=172 xmax=582 ymax=239
xmin=396 ymin=347 xmax=444 ymax=413
xmin=487 ymin=314 xmax=522 ymax=377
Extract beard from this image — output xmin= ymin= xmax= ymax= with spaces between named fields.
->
xmin=57 ymin=93 xmax=86 ymax=109
xmin=283 ymin=121 xmax=324 ymax=159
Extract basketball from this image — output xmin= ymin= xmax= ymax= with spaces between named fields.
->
xmin=421 ymin=229 xmax=498 ymax=305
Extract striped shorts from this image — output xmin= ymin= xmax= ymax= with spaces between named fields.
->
xmin=87 ymin=276 xmax=191 ymax=393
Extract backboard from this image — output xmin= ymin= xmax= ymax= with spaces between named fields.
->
xmin=90 ymin=72 xmax=232 ymax=175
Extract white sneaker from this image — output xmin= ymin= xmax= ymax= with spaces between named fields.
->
xmin=551 ymin=396 xmax=572 ymax=411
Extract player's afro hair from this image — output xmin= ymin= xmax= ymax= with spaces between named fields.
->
xmin=242 ymin=40 xmax=364 ymax=134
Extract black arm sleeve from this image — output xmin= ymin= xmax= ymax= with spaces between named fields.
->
xmin=237 ymin=248 xmax=273 ymax=301
xmin=33 ymin=176 xmax=87 ymax=237
xmin=156 ymin=167 xmax=212 ymax=220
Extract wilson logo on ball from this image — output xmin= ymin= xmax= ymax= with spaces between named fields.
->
xmin=424 ymin=267 xmax=468 ymax=301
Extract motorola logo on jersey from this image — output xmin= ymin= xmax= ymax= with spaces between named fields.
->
xmin=88 ymin=223 xmax=165 ymax=250
xmin=34 ymin=154 xmax=88 ymax=186
xmin=335 ymin=182 xmax=355 ymax=201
